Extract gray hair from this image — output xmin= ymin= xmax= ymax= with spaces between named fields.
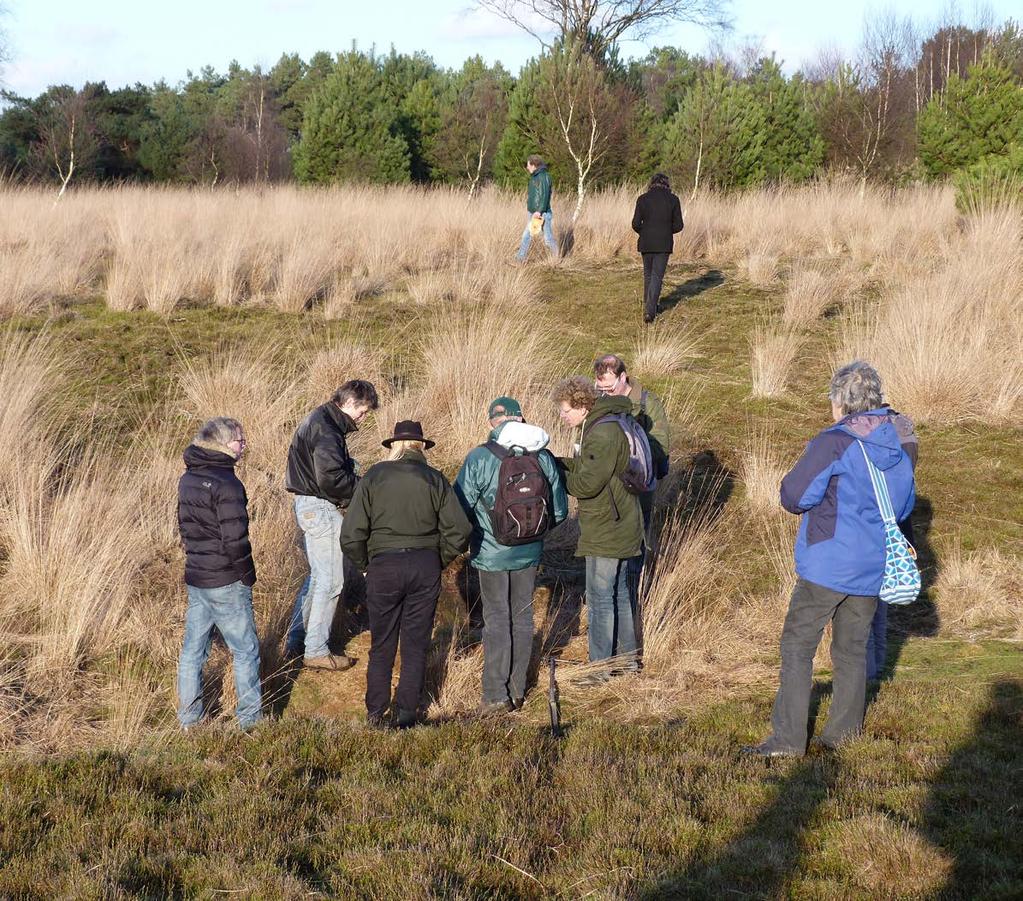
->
xmin=830 ymin=361 xmax=884 ymax=415
xmin=195 ymin=416 xmax=244 ymax=449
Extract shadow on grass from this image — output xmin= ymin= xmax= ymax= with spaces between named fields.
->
xmin=639 ymin=752 xmax=841 ymax=898
xmin=922 ymin=679 xmax=1023 ymax=897
xmin=659 ymin=269 xmax=725 ymax=312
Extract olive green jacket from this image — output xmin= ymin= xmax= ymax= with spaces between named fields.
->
xmin=561 ymin=395 xmax=643 ymax=559
xmin=339 ymin=450 xmax=472 ymax=571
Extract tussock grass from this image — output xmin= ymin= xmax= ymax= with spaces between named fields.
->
xmin=750 ymin=322 xmax=802 ymax=397
xmin=738 ymin=425 xmax=787 ymax=516
xmin=631 ymin=321 xmax=701 ymax=376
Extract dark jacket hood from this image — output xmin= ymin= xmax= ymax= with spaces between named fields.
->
xmin=831 ymin=408 xmax=912 ymax=471
xmin=183 ymin=442 xmax=237 ymax=470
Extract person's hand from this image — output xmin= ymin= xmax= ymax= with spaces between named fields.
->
xmin=533 ymin=211 xmax=543 ymax=220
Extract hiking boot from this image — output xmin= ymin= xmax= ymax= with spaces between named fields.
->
xmin=510 ymin=697 xmax=525 ymax=712
xmin=394 ymin=707 xmax=419 ymax=730
xmin=303 ymin=654 xmax=356 ymax=672
xmin=478 ymin=699 xmax=513 ymax=716
xmin=809 ymin=737 xmax=838 ymax=755
xmin=740 ymin=741 xmax=803 ymax=759
xmin=367 ymin=712 xmax=392 ymax=731
xmin=575 ymin=671 xmax=611 ymax=688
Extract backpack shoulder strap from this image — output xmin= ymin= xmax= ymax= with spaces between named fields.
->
xmin=484 ymin=440 xmax=511 ymax=460
xmin=581 ymin=413 xmax=619 ymax=440
xmin=639 ymin=389 xmax=648 ymax=417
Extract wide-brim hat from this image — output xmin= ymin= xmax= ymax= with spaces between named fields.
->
xmin=381 ymin=420 xmax=435 ymax=449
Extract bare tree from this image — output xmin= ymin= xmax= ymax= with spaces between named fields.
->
xmin=29 ymin=88 xmax=97 ymax=200
xmin=535 ymin=42 xmax=626 ymax=221
xmin=474 ymin=0 xmax=730 ymax=59
xmin=811 ymin=13 xmax=916 ymax=192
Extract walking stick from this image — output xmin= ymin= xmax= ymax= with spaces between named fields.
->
xmin=547 ymin=656 xmax=562 ymax=738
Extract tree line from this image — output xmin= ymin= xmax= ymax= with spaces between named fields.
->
xmin=1 ymin=15 xmax=1021 ymax=200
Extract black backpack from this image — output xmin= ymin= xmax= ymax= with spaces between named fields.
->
xmin=485 ymin=441 xmax=552 ymax=546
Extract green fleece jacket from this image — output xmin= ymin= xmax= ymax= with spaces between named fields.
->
xmin=339 ymin=450 xmax=471 ymax=572
xmin=527 ymin=165 xmax=553 ymax=214
xmin=561 ymin=395 xmax=643 ymax=559
xmin=454 ymin=423 xmax=569 ymax=572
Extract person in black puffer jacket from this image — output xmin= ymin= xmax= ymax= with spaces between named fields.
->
xmin=631 ymin=172 xmax=684 ymax=324
xmin=176 ymin=417 xmax=261 ymax=731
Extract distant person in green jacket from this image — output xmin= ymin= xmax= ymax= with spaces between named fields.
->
xmin=552 ymin=377 xmax=644 ymax=682
xmin=517 ymin=154 xmax=558 ymax=261
xmin=340 ymin=421 xmax=472 ymax=729
xmin=455 ymin=396 xmax=568 ymax=715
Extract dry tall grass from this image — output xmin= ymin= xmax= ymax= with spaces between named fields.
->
xmin=750 ymin=322 xmax=802 ymax=398
xmin=1 ymin=179 xmax=1021 ymax=750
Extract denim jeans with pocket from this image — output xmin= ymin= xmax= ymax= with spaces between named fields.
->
xmin=586 ymin=555 xmax=639 ymax=667
xmin=517 ymin=212 xmax=558 ymax=259
xmin=177 ymin=580 xmax=262 ymax=729
xmin=286 ymin=495 xmax=344 ymax=660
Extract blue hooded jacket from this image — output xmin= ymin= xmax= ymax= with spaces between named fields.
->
xmin=780 ymin=409 xmax=917 ymax=597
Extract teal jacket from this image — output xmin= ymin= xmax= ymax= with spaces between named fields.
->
xmin=455 ymin=423 xmax=568 ymax=572
xmin=527 ymin=165 xmax=553 ymax=214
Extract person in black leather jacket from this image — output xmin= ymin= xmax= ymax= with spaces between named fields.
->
xmin=176 ymin=417 xmax=262 ymax=730
xmin=284 ymin=379 xmax=379 ymax=669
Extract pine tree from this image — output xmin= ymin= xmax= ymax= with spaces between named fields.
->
xmin=918 ymin=59 xmax=1023 ymax=180
xmin=747 ymin=59 xmax=824 ymax=183
xmin=662 ymin=64 xmax=766 ymax=194
xmin=293 ymin=50 xmax=410 ymax=184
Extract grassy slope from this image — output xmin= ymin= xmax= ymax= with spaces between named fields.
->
xmin=3 ymin=262 xmax=1022 ymax=897
xmin=1 ymin=640 xmax=1020 ymax=898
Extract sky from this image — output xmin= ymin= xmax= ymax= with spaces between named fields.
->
xmin=1 ymin=0 xmax=1017 ymax=96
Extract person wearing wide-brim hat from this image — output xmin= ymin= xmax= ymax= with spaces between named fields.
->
xmin=340 ymin=421 xmax=471 ymax=729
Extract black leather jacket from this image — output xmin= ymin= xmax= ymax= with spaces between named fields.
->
xmin=285 ymin=403 xmax=359 ymax=506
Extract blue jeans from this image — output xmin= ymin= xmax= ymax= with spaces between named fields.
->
xmin=586 ymin=556 xmax=639 ymax=666
xmin=516 ymin=211 xmax=558 ymax=259
xmin=865 ymin=601 xmax=888 ymax=680
xmin=286 ymin=495 xmax=345 ymax=659
xmin=177 ymin=581 xmax=262 ymax=729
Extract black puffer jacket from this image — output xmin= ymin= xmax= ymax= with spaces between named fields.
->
xmin=178 ymin=443 xmax=256 ymax=589
xmin=631 ymin=187 xmax=684 ymax=253
xmin=285 ymin=403 xmax=359 ymax=507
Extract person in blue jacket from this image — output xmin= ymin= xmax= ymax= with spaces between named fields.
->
xmin=455 ymin=397 xmax=568 ymax=714
xmin=745 ymin=361 xmax=916 ymax=758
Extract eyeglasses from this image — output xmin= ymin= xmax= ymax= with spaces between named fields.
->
xmin=230 ymin=437 xmax=247 ymax=447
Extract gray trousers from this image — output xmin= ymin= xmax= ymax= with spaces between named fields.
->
xmin=479 ymin=566 xmax=537 ymax=705
xmin=767 ymin=577 xmax=878 ymax=753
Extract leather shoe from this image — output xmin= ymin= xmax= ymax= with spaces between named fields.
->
xmin=740 ymin=742 xmax=803 ymax=759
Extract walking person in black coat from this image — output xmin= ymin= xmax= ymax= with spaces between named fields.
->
xmin=177 ymin=417 xmax=262 ymax=730
xmin=631 ymin=173 xmax=684 ymax=324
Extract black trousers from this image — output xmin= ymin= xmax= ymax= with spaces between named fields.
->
xmin=642 ymin=252 xmax=670 ymax=319
xmin=365 ymin=549 xmax=441 ymax=718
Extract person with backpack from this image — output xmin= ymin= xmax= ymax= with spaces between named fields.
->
xmin=631 ymin=172 xmax=684 ymax=323
xmin=176 ymin=417 xmax=262 ymax=731
xmin=340 ymin=421 xmax=472 ymax=729
xmin=517 ymin=154 xmax=558 ymax=261
xmin=455 ymin=397 xmax=568 ymax=714
xmin=593 ymin=353 xmax=670 ymax=589
xmin=552 ymin=377 xmax=648 ymax=681
xmin=744 ymin=362 xmax=917 ymax=758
